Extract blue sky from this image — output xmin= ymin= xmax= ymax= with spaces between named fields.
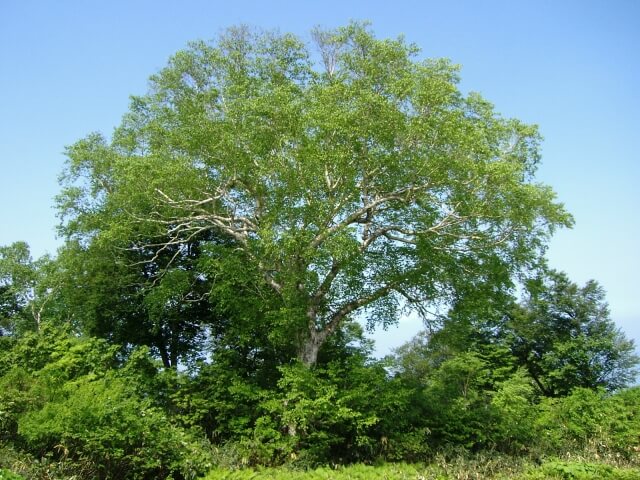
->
xmin=1 ymin=0 xmax=638 ymax=356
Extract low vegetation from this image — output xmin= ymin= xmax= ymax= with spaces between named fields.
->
xmin=202 ymin=460 xmax=640 ymax=480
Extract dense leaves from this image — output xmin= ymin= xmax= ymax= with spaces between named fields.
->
xmin=0 ymin=242 xmax=56 ymax=336
xmin=1 ymin=24 xmax=638 ymax=479
xmin=508 ymin=270 xmax=638 ymax=395
xmin=0 ymin=324 xmax=211 ymax=479
xmin=57 ymin=22 xmax=571 ymax=365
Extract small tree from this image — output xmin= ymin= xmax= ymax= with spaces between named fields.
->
xmin=0 ymin=242 xmax=55 ymax=335
xmin=58 ymin=23 xmax=571 ymax=366
xmin=395 ymin=269 xmax=639 ymax=396
xmin=508 ymin=270 xmax=638 ymax=395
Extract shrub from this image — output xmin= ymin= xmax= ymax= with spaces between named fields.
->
xmin=0 ymin=469 xmax=24 ymax=480
xmin=523 ymin=461 xmax=640 ymax=480
xmin=18 ymin=373 xmax=211 ymax=479
xmin=535 ymin=387 xmax=640 ymax=461
xmin=602 ymin=387 xmax=640 ymax=459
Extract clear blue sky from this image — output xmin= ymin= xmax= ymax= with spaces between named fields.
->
xmin=1 ymin=0 xmax=638 ymax=356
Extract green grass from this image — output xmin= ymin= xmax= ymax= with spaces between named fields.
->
xmin=201 ymin=460 xmax=640 ymax=480
xmin=2 ymin=458 xmax=639 ymax=480
xmin=203 ymin=464 xmax=425 ymax=479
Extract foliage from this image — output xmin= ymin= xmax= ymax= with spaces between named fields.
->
xmin=535 ymin=387 xmax=640 ymax=459
xmin=0 ymin=323 xmax=212 ymax=479
xmin=57 ymin=22 xmax=571 ymax=365
xmin=194 ymin=326 xmax=417 ymax=468
xmin=202 ymin=464 xmax=422 ymax=480
xmin=0 ymin=242 xmax=57 ymax=336
xmin=51 ymin=232 xmax=219 ymax=369
xmin=0 ymin=469 xmax=24 ymax=480
xmin=1 ymin=277 xmax=639 ymax=477
xmin=522 ymin=461 xmax=640 ymax=480
xmin=391 ymin=282 xmax=639 ymax=454
xmin=2 ymin=23 xmax=639 ymax=480
xmin=394 ymin=269 xmax=639 ymax=400
xmin=414 ymin=354 xmax=536 ymax=452
xmin=19 ymin=375 xmax=210 ymax=479
xmin=509 ymin=270 xmax=638 ymax=395
xmin=603 ymin=387 xmax=640 ymax=457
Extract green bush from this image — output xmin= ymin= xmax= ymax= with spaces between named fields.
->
xmin=202 ymin=353 xmax=419 ymax=468
xmin=536 ymin=388 xmax=611 ymax=451
xmin=0 ymin=469 xmax=24 ymax=480
xmin=602 ymin=387 xmax=640 ymax=458
xmin=523 ymin=461 xmax=640 ymax=480
xmin=490 ymin=368 xmax=537 ymax=452
xmin=535 ymin=387 xmax=640 ymax=460
xmin=18 ymin=373 xmax=211 ymax=479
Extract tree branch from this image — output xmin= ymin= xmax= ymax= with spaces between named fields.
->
xmin=318 ymin=283 xmax=396 ymax=336
xmin=309 ymin=183 xmax=430 ymax=250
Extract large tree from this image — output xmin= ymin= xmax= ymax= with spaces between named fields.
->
xmin=58 ymin=23 xmax=571 ymax=366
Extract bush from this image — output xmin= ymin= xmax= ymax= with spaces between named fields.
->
xmin=535 ymin=387 xmax=640 ymax=460
xmin=523 ymin=461 xmax=640 ymax=480
xmin=0 ymin=326 xmax=213 ymax=479
xmin=0 ymin=469 xmax=24 ymax=480
xmin=489 ymin=368 xmax=537 ymax=452
xmin=602 ymin=387 xmax=640 ymax=459
xmin=18 ymin=372 xmax=211 ymax=479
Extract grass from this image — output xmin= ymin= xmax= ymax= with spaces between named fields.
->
xmin=2 ymin=459 xmax=639 ymax=479
xmin=201 ymin=458 xmax=640 ymax=480
xmin=2 ymin=450 xmax=639 ymax=479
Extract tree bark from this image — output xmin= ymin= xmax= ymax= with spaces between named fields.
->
xmin=298 ymin=329 xmax=325 ymax=367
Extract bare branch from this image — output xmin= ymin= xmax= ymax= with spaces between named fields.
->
xmin=311 ymin=259 xmax=343 ymax=305
xmin=309 ymin=183 xmax=430 ymax=250
xmin=319 ymin=282 xmax=396 ymax=336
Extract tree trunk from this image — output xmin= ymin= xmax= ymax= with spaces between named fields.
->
xmin=298 ymin=330 xmax=325 ymax=367
xmin=158 ymin=341 xmax=171 ymax=369
xmin=169 ymin=325 xmax=179 ymax=369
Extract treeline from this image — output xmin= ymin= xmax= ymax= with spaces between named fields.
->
xmin=1 ymin=23 xmax=639 ymax=479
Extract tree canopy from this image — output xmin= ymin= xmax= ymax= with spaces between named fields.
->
xmin=508 ymin=270 xmax=638 ymax=395
xmin=57 ymin=23 xmax=571 ymax=365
